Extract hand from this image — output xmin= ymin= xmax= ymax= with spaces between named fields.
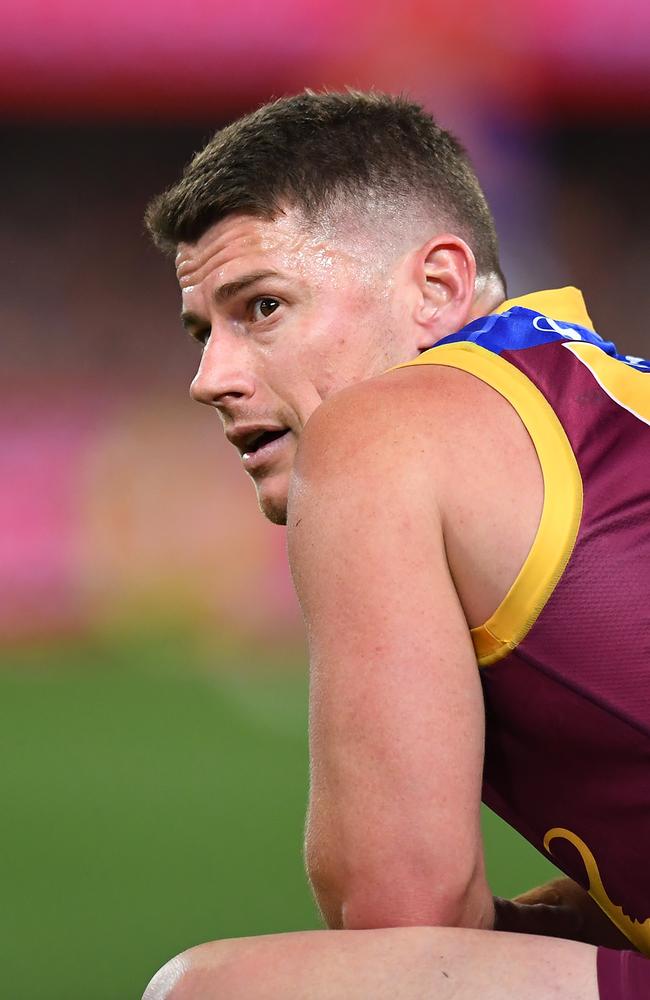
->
xmin=493 ymin=878 xmax=634 ymax=950
xmin=493 ymin=894 xmax=582 ymax=940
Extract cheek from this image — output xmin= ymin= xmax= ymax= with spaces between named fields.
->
xmin=280 ymin=295 xmax=385 ymax=400
xmin=313 ymin=331 xmax=368 ymax=393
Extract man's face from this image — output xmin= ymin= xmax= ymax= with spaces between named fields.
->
xmin=177 ymin=208 xmax=412 ymax=524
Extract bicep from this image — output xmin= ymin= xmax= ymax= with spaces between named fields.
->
xmin=288 ymin=394 xmax=490 ymax=929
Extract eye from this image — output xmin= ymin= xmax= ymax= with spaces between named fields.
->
xmin=251 ymin=297 xmax=280 ymax=321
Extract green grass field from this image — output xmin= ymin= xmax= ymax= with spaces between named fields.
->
xmin=0 ymin=635 xmax=558 ymax=999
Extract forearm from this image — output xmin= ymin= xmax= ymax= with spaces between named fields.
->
xmin=493 ymin=877 xmax=634 ymax=949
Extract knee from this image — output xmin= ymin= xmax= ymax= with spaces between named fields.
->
xmin=142 ymin=952 xmax=189 ymax=1000
xmin=142 ymin=925 xmax=462 ymax=1000
xmin=142 ymin=939 xmax=242 ymax=1000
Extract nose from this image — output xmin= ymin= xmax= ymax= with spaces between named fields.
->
xmin=189 ymin=332 xmax=256 ymax=408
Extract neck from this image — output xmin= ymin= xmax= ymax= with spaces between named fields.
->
xmin=468 ymin=274 xmax=506 ymax=322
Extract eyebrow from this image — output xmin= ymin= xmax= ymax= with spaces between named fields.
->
xmin=214 ymin=269 xmax=281 ymax=302
xmin=180 ymin=270 xmax=283 ymax=331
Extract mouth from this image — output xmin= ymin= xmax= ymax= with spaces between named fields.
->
xmin=241 ymin=428 xmax=291 ymax=472
xmin=243 ymin=428 xmax=288 ymax=455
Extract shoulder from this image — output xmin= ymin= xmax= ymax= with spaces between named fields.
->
xmin=290 ymin=361 xmax=517 ymax=507
xmin=288 ymin=360 xmax=544 ymax=632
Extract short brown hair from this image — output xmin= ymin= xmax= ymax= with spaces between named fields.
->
xmin=145 ymin=89 xmax=504 ymax=285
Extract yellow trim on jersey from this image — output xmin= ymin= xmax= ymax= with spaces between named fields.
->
xmin=395 ymin=342 xmax=583 ymax=666
xmin=565 ymin=341 xmax=650 ymax=426
xmin=493 ymin=286 xmax=595 ymax=331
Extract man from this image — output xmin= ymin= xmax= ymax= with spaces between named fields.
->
xmin=142 ymin=91 xmax=650 ymax=999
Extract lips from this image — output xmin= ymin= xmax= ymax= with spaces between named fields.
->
xmin=227 ymin=424 xmax=287 ymax=454
xmin=241 ymin=428 xmax=291 ymax=472
xmin=242 ymin=428 xmax=289 ymax=456
xmin=225 ymin=423 xmax=292 ymax=473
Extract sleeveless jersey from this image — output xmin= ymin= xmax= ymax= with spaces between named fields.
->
xmin=400 ymin=288 xmax=650 ymax=952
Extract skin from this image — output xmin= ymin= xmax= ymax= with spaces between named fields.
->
xmin=146 ymin=205 xmax=617 ymax=998
xmin=143 ymin=927 xmax=599 ymax=1000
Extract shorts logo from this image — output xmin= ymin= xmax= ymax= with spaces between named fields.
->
xmin=544 ymin=827 xmax=650 ymax=955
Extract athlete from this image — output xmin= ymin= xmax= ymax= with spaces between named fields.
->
xmin=142 ymin=91 xmax=650 ymax=999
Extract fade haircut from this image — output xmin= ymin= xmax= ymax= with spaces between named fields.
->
xmin=145 ymin=89 xmax=504 ymax=288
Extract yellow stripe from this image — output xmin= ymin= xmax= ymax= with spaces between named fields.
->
xmin=564 ymin=342 xmax=650 ymax=426
xmin=396 ymin=343 xmax=583 ymax=666
xmin=492 ymin=287 xmax=595 ymax=331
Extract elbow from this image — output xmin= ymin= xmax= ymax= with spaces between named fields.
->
xmin=307 ymin=849 xmax=494 ymax=932
xmin=343 ymin=874 xmax=495 ymax=932
xmin=306 ymin=846 xmax=347 ymax=929
xmin=426 ymin=858 xmax=495 ymax=930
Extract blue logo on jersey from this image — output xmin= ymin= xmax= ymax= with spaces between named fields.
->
xmin=435 ymin=307 xmax=650 ymax=372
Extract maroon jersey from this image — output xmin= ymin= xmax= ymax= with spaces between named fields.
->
xmin=401 ymin=287 xmax=650 ymax=952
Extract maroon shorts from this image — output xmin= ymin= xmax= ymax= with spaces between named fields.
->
xmin=597 ymin=947 xmax=650 ymax=999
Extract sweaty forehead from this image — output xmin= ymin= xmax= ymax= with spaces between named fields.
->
xmin=175 ymin=211 xmax=342 ymax=290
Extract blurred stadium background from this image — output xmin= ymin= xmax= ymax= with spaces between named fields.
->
xmin=1 ymin=2 xmax=649 ymax=996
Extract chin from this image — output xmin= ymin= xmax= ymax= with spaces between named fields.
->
xmin=255 ymin=480 xmax=289 ymax=525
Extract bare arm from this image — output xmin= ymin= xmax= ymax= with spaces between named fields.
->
xmin=287 ymin=375 xmax=494 ymax=933
xmin=494 ymin=877 xmax=634 ymax=949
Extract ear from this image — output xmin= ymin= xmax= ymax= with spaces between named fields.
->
xmin=413 ymin=235 xmax=477 ymax=351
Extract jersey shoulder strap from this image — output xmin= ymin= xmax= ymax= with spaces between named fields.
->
xmin=390 ymin=288 xmax=650 ymax=665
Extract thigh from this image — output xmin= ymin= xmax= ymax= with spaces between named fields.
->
xmin=143 ymin=925 xmax=600 ymax=1000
